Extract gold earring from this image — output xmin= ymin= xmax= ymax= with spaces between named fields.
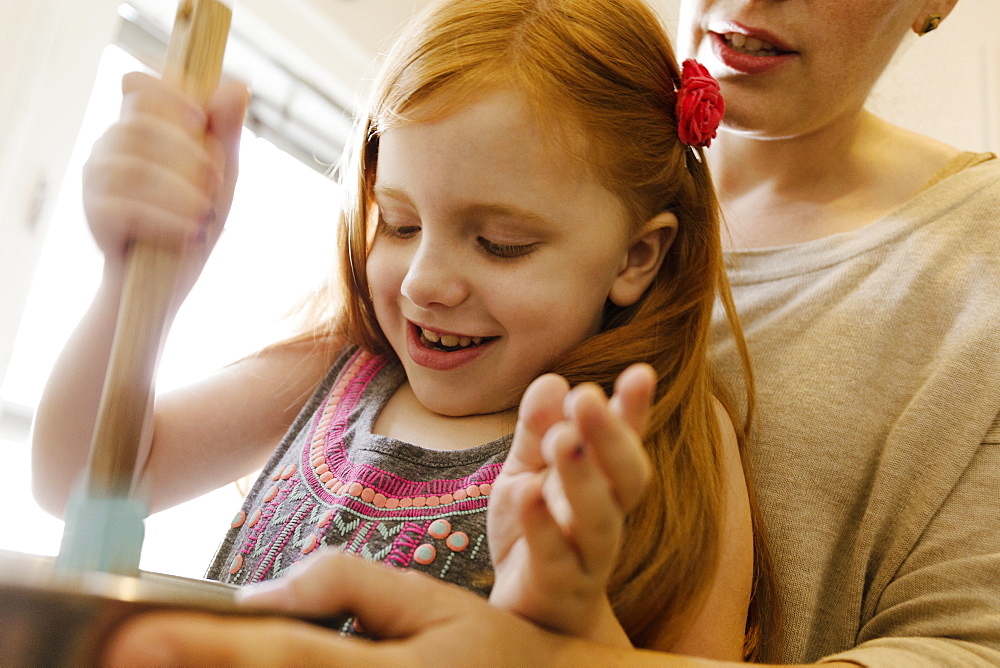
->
xmin=918 ymin=14 xmax=943 ymax=36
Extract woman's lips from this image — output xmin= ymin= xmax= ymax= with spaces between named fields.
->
xmin=709 ymin=30 xmax=797 ymax=75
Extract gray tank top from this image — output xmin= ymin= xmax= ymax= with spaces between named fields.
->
xmin=205 ymin=346 xmax=511 ymax=598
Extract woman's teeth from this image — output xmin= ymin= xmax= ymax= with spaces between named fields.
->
xmin=724 ymin=32 xmax=782 ymax=56
xmin=420 ymin=327 xmax=484 ymax=351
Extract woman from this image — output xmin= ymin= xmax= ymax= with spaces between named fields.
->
xmin=677 ymin=0 xmax=1000 ymax=664
xmin=102 ymin=0 xmax=1000 ymax=665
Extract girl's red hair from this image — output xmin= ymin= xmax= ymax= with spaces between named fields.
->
xmin=285 ymin=0 xmax=774 ymax=656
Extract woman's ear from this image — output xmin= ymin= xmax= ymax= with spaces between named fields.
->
xmin=912 ymin=0 xmax=959 ymax=34
xmin=609 ymin=212 xmax=677 ymax=307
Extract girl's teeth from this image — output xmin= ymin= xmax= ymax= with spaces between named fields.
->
xmin=419 ymin=327 xmax=487 ymax=351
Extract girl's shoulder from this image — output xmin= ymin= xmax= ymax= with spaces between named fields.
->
xmin=240 ymin=335 xmax=350 ymax=390
xmin=705 ymin=396 xmax=748 ymax=542
xmin=711 ymin=396 xmax=740 ymax=457
xmin=145 ymin=336 xmax=353 ymax=511
xmin=668 ymin=396 xmax=754 ymax=659
xmin=710 ymin=397 xmax=749 ymax=530
xmin=193 ymin=335 xmax=353 ymax=441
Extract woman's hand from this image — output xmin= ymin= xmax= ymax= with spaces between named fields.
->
xmin=101 ymin=550 xmax=574 ymax=666
xmin=83 ymin=72 xmax=248 ymax=300
xmin=488 ymin=363 xmax=655 ymax=645
xmin=101 ymin=550 xmax=846 ymax=667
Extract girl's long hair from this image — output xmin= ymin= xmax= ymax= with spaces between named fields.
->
xmin=288 ymin=0 xmax=773 ymax=657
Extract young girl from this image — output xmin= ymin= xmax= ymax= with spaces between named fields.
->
xmin=33 ymin=0 xmax=768 ymax=659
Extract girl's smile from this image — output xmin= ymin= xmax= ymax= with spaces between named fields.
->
xmin=405 ymin=321 xmax=497 ymax=371
xmin=415 ymin=324 xmax=490 ymax=351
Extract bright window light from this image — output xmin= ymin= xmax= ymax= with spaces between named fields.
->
xmin=0 ymin=43 xmax=342 ymax=578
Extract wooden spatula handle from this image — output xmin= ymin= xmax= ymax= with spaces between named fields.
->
xmin=85 ymin=0 xmax=232 ymax=497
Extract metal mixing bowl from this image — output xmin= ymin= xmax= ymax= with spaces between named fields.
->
xmin=0 ymin=549 xmax=254 ymax=665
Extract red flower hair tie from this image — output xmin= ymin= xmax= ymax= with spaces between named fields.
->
xmin=675 ymin=59 xmax=725 ymax=148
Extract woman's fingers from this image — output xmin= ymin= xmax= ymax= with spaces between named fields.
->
xmin=105 ymin=552 xmax=567 ymax=667
xmin=103 ymin=611 xmax=396 ymax=667
xmin=238 ymin=550 xmax=481 ymax=641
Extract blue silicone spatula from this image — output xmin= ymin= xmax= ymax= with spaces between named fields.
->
xmin=55 ymin=0 xmax=233 ymax=576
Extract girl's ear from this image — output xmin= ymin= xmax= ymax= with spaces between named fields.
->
xmin=609 ymin=212 xmax=677 ymax=307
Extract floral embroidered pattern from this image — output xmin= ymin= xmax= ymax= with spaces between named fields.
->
xmin=215 ymin=349 xmax=503 ymax=596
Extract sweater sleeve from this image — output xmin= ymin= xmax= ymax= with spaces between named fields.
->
xmin=820 ymin=413 xmax=1000 ymax=667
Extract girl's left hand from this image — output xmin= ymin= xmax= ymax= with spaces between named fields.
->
xmin=487 ymin=363 xmax=654 ymax=645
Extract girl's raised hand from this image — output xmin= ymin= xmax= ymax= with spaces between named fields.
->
xmin=83 ymin=72 xmax=248 ymax=300
xmin=488 ymin=363 xmax=654 ymax=645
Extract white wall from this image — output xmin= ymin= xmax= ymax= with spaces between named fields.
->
xmin=870 ymin=0 xmax=1000 ymax=153
xmin=0 ymin=0 xmax=119 ymax=387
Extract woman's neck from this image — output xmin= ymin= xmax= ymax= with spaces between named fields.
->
xmin=709 ymin=110 xmax=960 ymax=250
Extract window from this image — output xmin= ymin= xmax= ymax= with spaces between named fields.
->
xmin=0 ymin=15 xmax=345 ymax=577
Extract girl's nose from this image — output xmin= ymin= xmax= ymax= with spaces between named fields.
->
xmin=400 ymin=240 xmax=469 ymax=308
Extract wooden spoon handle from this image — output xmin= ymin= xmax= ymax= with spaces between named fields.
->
xmin=85 ymin=0 xmax=232 ymax=497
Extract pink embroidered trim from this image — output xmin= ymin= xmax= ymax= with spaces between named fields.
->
xmin=228 ymin=349 xmax=499 ymax=580
xmin=300 ymin=349 xmax=499 ymax=511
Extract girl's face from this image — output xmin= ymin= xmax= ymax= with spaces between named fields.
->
xmin=367 ymin=89 xmax=634 ymax=417
xmin=677 ymin=0 xmax=926 ymax=138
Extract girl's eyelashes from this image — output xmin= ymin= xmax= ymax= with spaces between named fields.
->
xmin=477 ymin=237 xmax=537 ymax=259
xmin=376 ymin=215 xmax=536 ymax=258
xmin=376 ymin=217 xmax=420 ymax=239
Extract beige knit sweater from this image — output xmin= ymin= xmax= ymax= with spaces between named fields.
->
xmin=710 ymin=153 xmax=1000 ymax=667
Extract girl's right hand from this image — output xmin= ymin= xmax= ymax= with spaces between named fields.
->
xmin=83 ymin=72 xmax=248 ymax=299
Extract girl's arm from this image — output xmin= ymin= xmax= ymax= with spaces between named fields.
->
xmin=35 ymin=328 xmax=330 ymax=518
xmin=136 ymin=340 xmax=332 ymax=512
xmin=30 ymin=73 xmax=325 ymax=516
